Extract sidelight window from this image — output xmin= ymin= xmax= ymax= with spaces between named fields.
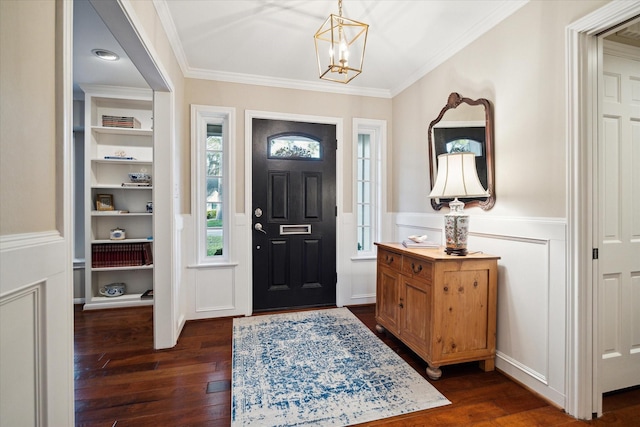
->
xmin=192 ymin=105 xmax=235 ymax=263
xmin=206 ymin=124 xmax=224 ymax=256
xmin=354 ymin=119 xmax=386 ymax=256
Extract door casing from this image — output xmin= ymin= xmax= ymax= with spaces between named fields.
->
xmin=566 ymin=1 xmax=640 ymax=419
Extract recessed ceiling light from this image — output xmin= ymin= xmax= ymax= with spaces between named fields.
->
xmin=91 ymin=49 xmax=119 ymax=61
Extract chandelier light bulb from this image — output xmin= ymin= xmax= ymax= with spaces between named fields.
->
xmin=339 ymin=41 xmax=349 ymax=64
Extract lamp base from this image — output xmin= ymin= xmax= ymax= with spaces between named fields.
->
xmin=444 ymin=198 xmax=469 ymax=257
xmin=445 ymin=247 xmax=468 ymax=256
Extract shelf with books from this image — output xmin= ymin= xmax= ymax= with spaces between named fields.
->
xmin=91 ymin=241 xmax=153 ymax=269
xmin=82 ymin=85 xmax=154 ymax=310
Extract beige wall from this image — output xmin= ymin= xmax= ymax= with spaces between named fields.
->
xmin=1 ymin=0 xmax=57 ymax=235
xmin=392 ymin=0 xmax=608 ymax=217
xmin=184 ymin=79 xmax=393 ymax=214
xmin=0 ymin=0 xmax=608 ymax=239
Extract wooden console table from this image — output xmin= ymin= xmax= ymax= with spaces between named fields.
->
xmin=375 ymin=243 xmax=500 ymax=380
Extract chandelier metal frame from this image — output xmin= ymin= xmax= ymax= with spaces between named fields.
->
xmin=314 ymin=0 xmax=369 ymax=84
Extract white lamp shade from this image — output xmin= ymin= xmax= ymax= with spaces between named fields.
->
xmin=429 ymin=152 xmax=489 ymax=198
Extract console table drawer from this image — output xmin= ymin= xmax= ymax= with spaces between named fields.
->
xmin=377 ymin=248 xmax=401 ymax=273
xmin=402 ymin=256 xmax=433 ymax=282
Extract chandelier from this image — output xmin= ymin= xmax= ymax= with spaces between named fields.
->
xmin=314 ymin=0 xmax=369 ymax=84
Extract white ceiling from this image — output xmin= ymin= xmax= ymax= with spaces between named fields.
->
xmin=73 ymin=0 xmax=148 ymax=93
xmin=73 ymin=1 xmax=640 ymax=98
xmin=74 ymin=0 xmax=531 ymax=98
xmin=154 ymin=0 xmax=529 ymax=97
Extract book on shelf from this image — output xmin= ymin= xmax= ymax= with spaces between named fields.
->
xmin=102 ymin=115 xmax=141 ymax=129
xmin=401 ymin=239 xmax=440 ymax=248
xmin=142 ymin=242 xmax=153 ymax=265
xmin=92 ymin=242 xmax=153 ymax=268
xmin=103 ymin=156 xmax=136 ymax=160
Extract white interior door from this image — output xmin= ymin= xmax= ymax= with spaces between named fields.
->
xmin=596 ymin=42 xmax=640 ymax=396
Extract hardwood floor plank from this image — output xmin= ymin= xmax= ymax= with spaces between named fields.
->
xmin=74 ymin=304 xmax=636 ymax=426
xmin=487 ymin=406 xmax=589 ymax=426
xmin=601 ymin=386 xmax=640 ymax=412
xmin=587 ymin=405 xmax=640 ymax=427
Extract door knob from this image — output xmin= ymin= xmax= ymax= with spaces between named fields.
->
xmin=254 ymin=223 xmax=267 ymax=234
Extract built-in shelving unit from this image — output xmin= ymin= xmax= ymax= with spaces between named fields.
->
xmin=81 ymin=85 xmax=154 ymax=310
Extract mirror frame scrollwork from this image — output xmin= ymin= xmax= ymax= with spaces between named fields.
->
xmin=428 ymin=92 xmax=495 ymax=210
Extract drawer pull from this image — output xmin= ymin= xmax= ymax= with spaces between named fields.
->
xmin=411 ymin=263 xmax=423 ymax=274
xmin=474 ymin=280 xmax=478 ymax=287
xmin=385 ymin=255 xmax=394 ymax=264
xmin=443 ymin=286 xmax=449 ymax=292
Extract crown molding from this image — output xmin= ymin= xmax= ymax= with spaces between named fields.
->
xmin=185 ymin=67 xmax=392 ymax=98
xmin=152 ymin=0 xmax=190 ymax=77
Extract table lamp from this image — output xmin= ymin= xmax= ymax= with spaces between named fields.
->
xmin=429 ymin=152 xmax=489 ymax=255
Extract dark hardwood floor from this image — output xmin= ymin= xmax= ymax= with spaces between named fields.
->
xmin=74 ymin=305 xmax=640 ymax=426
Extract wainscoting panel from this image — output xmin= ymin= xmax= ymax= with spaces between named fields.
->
xmin=0 ymin=232 xmax=73 ymax=426
xmin=394 ymin=213 xmax=567 ymax=407
xmin=337 ymin=212 xmax=379 ymax=307
xmin=0 ymin=283 xmax=42 ymax=427
xmin=194 ymin=266 xmax=236 ymax=312
xmin=183 ymin=214 xmax=249 ymax=320
xmin=472 ymin=234 xmax=551 ymax=381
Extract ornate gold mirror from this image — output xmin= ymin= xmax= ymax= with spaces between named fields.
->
xmin=428 ymin=92 xmax=495 ymax=210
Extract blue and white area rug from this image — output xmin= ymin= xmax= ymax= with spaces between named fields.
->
xmin=232 ymin=307 xmax=450 ymax=426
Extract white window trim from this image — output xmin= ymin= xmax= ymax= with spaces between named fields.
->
xmin=191 ymin=104 xmax=236 ymax=265
xmin=353 ymin=118 xmax=387 ymax=258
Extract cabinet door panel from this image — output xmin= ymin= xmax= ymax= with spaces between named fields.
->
xmin=438 ymin=269 xmax=489 ymax=355
xmin=376 ymin=265 xmax=399 ymax=333
xmin=400 ymin=276 xmax=431 ymax=355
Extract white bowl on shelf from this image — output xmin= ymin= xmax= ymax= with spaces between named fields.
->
xmin=99 ymin=282 xmax=126 ymax=297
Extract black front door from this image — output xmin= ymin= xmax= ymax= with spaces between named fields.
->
xmin=252 ymin=118 xmax=337 ymax=311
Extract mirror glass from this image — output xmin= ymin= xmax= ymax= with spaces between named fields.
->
xmin=428 ymin=93 xmax=495 ymax=210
